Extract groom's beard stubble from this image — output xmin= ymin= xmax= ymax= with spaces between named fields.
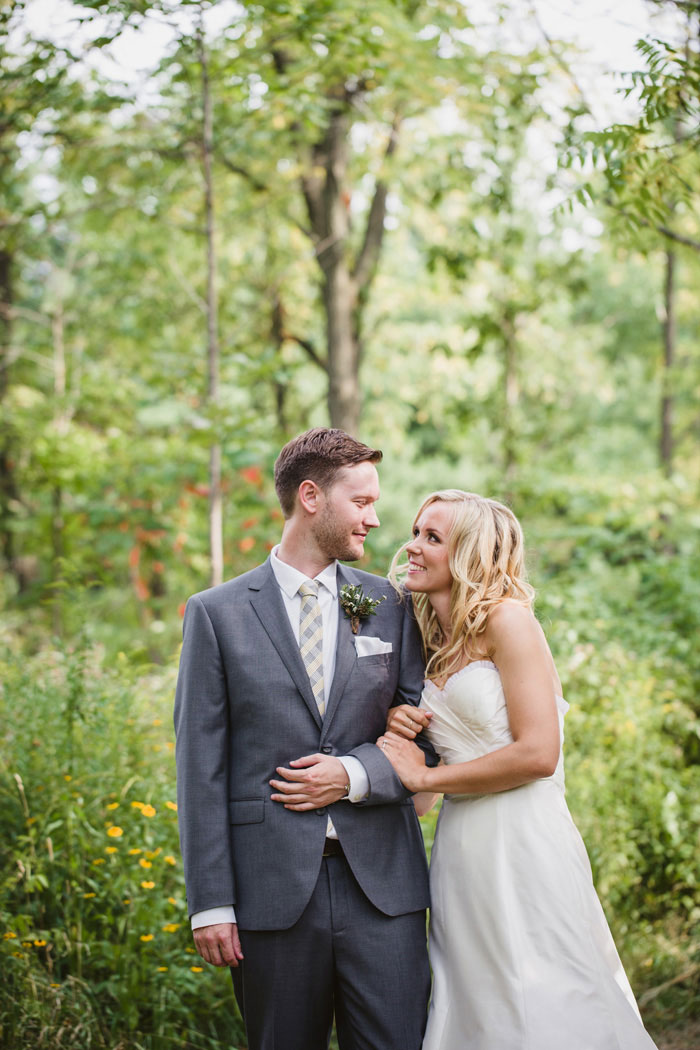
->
xmin=313 ymin=506 xmax=365 ymax=564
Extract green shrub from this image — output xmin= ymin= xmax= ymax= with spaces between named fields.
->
xmin=0 ymin=640 xmax=245 ymax=1050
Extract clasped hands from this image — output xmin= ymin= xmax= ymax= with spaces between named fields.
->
xmin=376 ymin=704 xmax=432 ymax=793
xmin=269 ymin=753 xmax=350 ymax=810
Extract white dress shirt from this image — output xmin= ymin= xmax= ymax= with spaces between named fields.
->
xmin=191 ymin=549 xmax=370 ymax=930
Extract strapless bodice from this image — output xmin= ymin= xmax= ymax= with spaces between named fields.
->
xmin=420 ymin=661 xmax=569 ymax=796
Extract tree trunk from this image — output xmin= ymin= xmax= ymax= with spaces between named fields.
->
xmin=271 ymin=294 xmax=289 ymax=433
xmin=51 ymin=304 xmax=67 ymax=635
xmin=323 ymin=264 xmax=361 ymax=434
xmin=300 ymin=105 xmax=399 ymax=435
xmin=0 ymin=248 xmax=26 ymax=592
xmin=502 ymin=308 xmax=519 ymax=498
xmin=198 ymin=26 xmax=223 ymax=587
xmin=659 ymin=246 xmax=675 ymax=475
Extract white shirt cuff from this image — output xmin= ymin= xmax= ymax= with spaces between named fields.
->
xmin=338 ymin=755 xmax=369 ymax=803
xmin=191 ymin=905 xmax=236 ymax=930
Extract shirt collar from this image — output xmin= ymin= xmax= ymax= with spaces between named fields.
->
xmin=270 ymin=546 xmax=339 ymax=599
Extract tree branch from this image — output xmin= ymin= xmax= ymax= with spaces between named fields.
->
xmin=638 ymin=963 xmax=700 ymax=1007
xmin=300 ymin=168 xmax=325 ymax=240
xmin=218 ymin=153 xmax=268 ymax=193
xmin=283 ymin=331 xmax=328 ymax=372
xmin=352 ymin=114 xmax=401 ymax=290
xmin=606 ymin=199 xmax=700 ymax=252
xmin=0 ymin=302 xmax=51 ymax=327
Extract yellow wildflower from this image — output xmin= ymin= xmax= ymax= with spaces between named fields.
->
xmin=157 ymin=966 xmax=168 ymax=972
xmin=50 ymin=983 xmax=61 ymax=988
xmin=92 ymin=858 xmax=105 ymax=866
xmin=83 ymin=893 xmax=96 ymax=899
xmin=165 ymin=801 xmax=177 ymax=812
xmin=152 ymin=718 xmax=162 ymax=726
xmin=107 ymin=802 xmax=119 ymax=810
xmin=122 ymin=899 xmax=131 ymax=905
xmin=140 ymin=934 xmax=154 ymax=942
xmin=139 ymin=859 xmax=152 ymax=869
xmin=141 ymin=804 xmax=156 ymax=817
xmin=145 ymin=848 xmax=161 ymax=859
xmin=141 ymin=881 xmax=155 ymax=889
xmin=3 ymin=932 xmax=17 ymax=940
xmin=185 ymin=947 xmax=195 ymax=954
xmin=190 ymin=966 xmax=203 ymax=972
xmin=33 ymin=940 xmax=47 ymax=947
xmin=164 ymin=856 xmax=176 ymax=866
xmin=168 ymin=897 xmax=177 ymax=905
xmin=107 ymin=826 xmax=123 ymax=838
xmin=162 ymin=923 xmax=180 ymax=933
xmin=128 ymin=848 xmax=142 ymax=855
xmin=64 ymin=774 xmax=72 ymax=782
xmin=12 ymin=951 xmax=24 ymax=958
xmin=105 ymin=847 xmax=117 ymax=854
xmin=131 ymin=801 xmax=145 ymax=810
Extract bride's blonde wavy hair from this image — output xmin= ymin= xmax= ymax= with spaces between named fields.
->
xmin=389 ymin=490 xmax=535 ymax=681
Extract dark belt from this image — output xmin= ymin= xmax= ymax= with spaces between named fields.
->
xmin=322 ymin=837 xmax=343 ymax=857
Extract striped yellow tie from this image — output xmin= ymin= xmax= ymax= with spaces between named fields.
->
xmin=299 ymin=580 xmax=325 ymax=717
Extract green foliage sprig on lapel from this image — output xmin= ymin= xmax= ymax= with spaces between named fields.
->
xmin=339 ymin=584 xmax=386 ymax=635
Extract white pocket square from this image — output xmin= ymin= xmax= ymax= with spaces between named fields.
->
xmin=354 ymin=636 xmax=393 ymax=657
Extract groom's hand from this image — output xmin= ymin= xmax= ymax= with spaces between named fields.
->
xmin=270 ymin=754 xmax=349 ymax=810
xmin=193 ymin=922 xmax=244 ymax=968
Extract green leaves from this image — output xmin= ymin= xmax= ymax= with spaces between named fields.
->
xmin=560 ymin=18 xmax=700 ymax=238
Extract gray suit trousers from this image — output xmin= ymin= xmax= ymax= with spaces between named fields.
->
xmin=232 ymin=851 xmax=430 ymax=1050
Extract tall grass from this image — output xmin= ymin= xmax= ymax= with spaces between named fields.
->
xmin=0 ymin=637 xmax=244 ymax=1050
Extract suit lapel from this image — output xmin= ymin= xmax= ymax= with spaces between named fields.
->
xmin=321 ymin=565 xmax=360 ymax=737
xmin=248 ymin=562 xmax=323 ymax=729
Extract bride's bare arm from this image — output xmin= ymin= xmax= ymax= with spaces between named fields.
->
xmin=377 ymin=603 xmax=561 ymax=796
xmin=383 ymin=708 xmax=438 ymax=812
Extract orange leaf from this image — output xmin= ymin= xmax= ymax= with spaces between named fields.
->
xmin=240 ymin=466 xmax=262 ymax=485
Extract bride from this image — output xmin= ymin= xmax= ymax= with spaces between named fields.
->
xmin=377 ymin=489 xmax=658 ymax=1050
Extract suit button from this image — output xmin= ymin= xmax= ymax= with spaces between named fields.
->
xmin=317 ymin=808 xmax=326 ymax=816
xmin=321 ymin=745 xmax=332 ymax=754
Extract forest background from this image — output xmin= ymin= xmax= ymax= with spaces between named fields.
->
xmin=1 ymin=0 xmax=699 ymax=1048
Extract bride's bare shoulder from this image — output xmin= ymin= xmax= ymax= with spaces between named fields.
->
xmin=486 ymin=599 xmax=537 ymax=636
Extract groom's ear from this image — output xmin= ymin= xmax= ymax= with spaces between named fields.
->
xmin=297 ymin=479 xmax=322 ymax=516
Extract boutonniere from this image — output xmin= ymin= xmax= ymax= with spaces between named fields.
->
xmin=339 ymin=583 xmax=386 ymax=634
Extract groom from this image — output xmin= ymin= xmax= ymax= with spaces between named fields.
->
xmin=174 ymin=428 xmax=432 ymax=1050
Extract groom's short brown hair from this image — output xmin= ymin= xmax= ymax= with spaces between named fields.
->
xmin=274 ymin=428 xmax=383 ymax=518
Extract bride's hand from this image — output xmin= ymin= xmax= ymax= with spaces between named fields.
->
xmin=386 ymin=704 xmax=432 ymax=739
xmin=376 ymin=731 xmax=428 ymax=792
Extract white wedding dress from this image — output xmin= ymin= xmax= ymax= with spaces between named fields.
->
xmin=421 ymin=661 xmax=658 ymax=1050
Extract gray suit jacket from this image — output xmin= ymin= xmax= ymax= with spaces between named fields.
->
xmin=174 ymin=559 xmax=431 ymax=931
